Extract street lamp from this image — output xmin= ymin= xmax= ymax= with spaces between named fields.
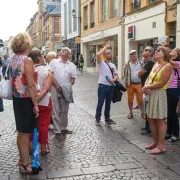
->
xmin=72 ymin=9 xmax=81 ymax=20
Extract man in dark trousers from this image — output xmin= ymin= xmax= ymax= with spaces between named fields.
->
xmin=137 ymin=46 xmax=154 ymax=135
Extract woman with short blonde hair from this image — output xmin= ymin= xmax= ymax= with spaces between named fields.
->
xmin=9 ymin=32 xmax=39 ymax=174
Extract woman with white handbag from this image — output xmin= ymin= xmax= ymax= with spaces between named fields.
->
xmin=9 ymin=32 xmax=39 ymax=174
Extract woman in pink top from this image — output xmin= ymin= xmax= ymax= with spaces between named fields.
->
xmin=9 ymin=33 xmax=39 ymax=174
xmin=166 ymin=48 xmax=180 ymax=142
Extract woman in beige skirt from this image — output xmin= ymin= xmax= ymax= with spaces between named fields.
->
xmin=142 ymin=46 xmax=172 ymax=155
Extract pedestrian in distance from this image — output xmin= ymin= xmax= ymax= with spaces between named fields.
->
xmin=95 ymin=40 xmax=118 ymax=126
xmin=28 ymin=48 xmax=53 ymax=156
xmin=2 ymin=55 xmax=9 ymax=78
xmin=143 ymin=46 xmax=172 ymax=155
xmin=9 ymin=32 xmax=39 ymax=174
xmin=79 ymin=54 xmax=84 ymax=73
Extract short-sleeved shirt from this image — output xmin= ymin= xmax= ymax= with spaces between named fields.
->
xmin=98 ymin=60 xmax=118 ymax=86
xmin=130 ymin=61 xmax=142 ymax=83
xmin=169 ymin=61 xmax=180 ymax=88
xmin=49 ymin=59 xmax=77 ymax=85
xmin=3 ymin=58 xmax=9 ymax=67
xmin=141 ymin=59 xmax=154 ymax=86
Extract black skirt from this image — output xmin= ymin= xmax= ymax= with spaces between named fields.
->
xmin=13 ymin=96 xmax=35 ymax=133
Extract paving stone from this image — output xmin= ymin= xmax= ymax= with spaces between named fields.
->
xmin=156 ymin=155 xmax=180 ymax=166
xmin=115 ymin=163 xmax=137 ymax=170
xmin=119 ymin=144 xmax=143 ymax=153
xmin=82 ymin=165 xmax=115 ymax=174
xmin=169 ymin=164 xmax=180 ymax=176
xmin=46 ymin=169 xmax=83 ymax=179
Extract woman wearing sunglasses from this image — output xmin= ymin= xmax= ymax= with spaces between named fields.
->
xmin=142 ymin=46 xmax=172 ymax=155
xmin=166 ymin=48 xmax=180 ymax=142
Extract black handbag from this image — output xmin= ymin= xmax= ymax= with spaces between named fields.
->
xmin=105 ymin=61 xmax=126 ymax=103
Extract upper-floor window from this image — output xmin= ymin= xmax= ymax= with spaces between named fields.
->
xmin=132 ymin=0 xmax=141 ymax=11
xmin=113 ymin=0 xmax=119 ymax=17
xmin=73 ymin=0 xmax=77 ymax=32
xmin=64 ymin=3 xmax=67 ymax=38
xmin=90 ymin=1 xmax=95 ymax=28
xmin=84 ymin=6 xmax=88 ymax=30
xmin=103 ymin=0 xmax=108 ymax=20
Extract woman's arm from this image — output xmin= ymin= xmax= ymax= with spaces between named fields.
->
xmin=170 ymin=60 xmax=179 ymax=69
xmin=24 ymin=58 xmax=38 ymax=107
xmin=38 ymin=71 xmax=53 ymax=102
xmin=144 ymin=64 xmax=172 ymax=90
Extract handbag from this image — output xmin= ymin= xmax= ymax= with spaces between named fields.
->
xmin=143 ymin=63 xmax=167 ymax=102
xmin=0 ymin=62 xmax=13 ymax=100
xmin=105 ymin=61 xmax=126 ymax=103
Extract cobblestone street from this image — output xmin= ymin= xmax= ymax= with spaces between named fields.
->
xmin=0 ymin=72 xmax=180 ymax=180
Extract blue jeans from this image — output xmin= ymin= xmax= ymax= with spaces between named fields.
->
xmin=95 ymin=84 xmax=114 ymax=121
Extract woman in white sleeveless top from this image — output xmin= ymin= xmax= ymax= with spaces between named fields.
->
xmin=28 ymin=48 xmax=52 ymax=156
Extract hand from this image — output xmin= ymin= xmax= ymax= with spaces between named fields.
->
xmin=109 ymin=79 xmax=115 ymax=84
xmin=105 ymin=40 xmax=111 ymax=48
xmin=137 ymin=71 xmax=141 ymax=77
xmin=33 ymin=105 xmax=39 ymax=118
xmin=56 ymin=85 xmax=62 ymax=93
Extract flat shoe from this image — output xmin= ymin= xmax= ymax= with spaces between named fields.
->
xmin=149 ymin=147 xmax=166 ymax=155
xmin=167 ymin=136 xmax=179 ymax=142
xmin=127 ymin=113 xmax=133 ymax=119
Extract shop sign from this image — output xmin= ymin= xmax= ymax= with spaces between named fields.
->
xmin=128 ymin=25 xmax=135 ymax=40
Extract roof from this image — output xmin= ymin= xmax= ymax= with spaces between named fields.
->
xmin=49 ymin=4 xmax=61 ymax=15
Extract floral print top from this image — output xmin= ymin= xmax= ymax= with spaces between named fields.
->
xmin=10 ymin=54 xmax=38 ymax=98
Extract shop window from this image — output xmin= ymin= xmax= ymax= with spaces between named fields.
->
xmin=84 ymin=6 xmax=88 ymax=30
xmin=149 ymin=0 xmax=157 ymax=3
xmin=132 ymin=0 xmax=141 ymax=11
xmin=90 ymin=1 xmax=95 ymax=28
xmin=103 ymin=0 xmax=108 ymax=20
xmin=113 ymin=0 xmax=119 ymax=17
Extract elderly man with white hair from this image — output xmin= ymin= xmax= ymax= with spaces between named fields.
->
xmin=49 ymin=47 xmax=77 ymax=138
xmin=46 ymin=51 xmax=57 ymax=64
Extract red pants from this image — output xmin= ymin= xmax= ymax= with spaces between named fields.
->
xmin=30 ymin=100 xmax=52 ymax=144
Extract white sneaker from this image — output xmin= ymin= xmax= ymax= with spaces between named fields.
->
xmin=48 ymin=124 xmax=53 ymax=130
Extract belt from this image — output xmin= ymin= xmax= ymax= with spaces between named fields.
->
xmin=131 ymin=82 xmax=141 ymax=84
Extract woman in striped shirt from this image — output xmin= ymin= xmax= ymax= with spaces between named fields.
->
xmin=166 ymin=48 xmax=180 ymax=142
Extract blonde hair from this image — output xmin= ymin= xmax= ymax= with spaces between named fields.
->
xmin=46 ymin=51 xmax=57 ymax=59
xmin=9 ymin=32 xmax=32 ymax=53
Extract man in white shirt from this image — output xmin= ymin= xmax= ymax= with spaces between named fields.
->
xmin=49 ymin=47 xmax=77 ymax=137
xmin=95 ymin=41 xmax=118 ymax=126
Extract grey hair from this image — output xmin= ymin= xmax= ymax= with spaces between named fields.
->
xmin=61 ymin=47 xmax=71 ymax=55
xmin=46 ymin=51 xmax=57 ymax=58
xmin=146 ymin=46 xmax=154 ymax=55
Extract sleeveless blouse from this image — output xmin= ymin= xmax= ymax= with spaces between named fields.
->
xmin=148 ymin=63 xmax=171 ymax=90
xmin=10 ymin=54 xmax=38 ymax=98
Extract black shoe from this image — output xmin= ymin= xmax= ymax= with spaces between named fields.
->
xmin=141 ymin=127 xmax=146 ymax=131
xmin=105 ymin=119 xmax=116 ymax=124
xmin=165 ymin=134 xmax=171 ymax=140
xmin=55 ymin=133 xmax=63 ymax=139
xmin=140 ymin=131 xmax=151 ymax=135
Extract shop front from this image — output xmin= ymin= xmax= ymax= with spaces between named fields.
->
xmin=81 ymin=26 xmax=122 ymax=74
xmin=124 ymin=2 xmax=166 ymax=61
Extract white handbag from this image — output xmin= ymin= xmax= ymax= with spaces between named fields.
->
xmin=0 ymin=62 xmax=13 ymax=100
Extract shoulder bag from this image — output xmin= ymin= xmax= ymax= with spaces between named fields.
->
xmin=0 ymin=62 xmax=13 ymax=100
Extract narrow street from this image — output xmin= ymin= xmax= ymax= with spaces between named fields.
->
xmin=0 ymin=72 xmax=180 ymax=180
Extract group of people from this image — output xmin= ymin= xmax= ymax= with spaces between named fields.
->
xmin=6 ymin=32 xmax=76 ymax=174
xmin=95 ymin=40 xmax=180 ymax=155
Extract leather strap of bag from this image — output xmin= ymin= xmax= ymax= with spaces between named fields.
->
xmin=105 ymin=61 xmax=114 ymax=78
xmin=150 ymin=63 xmax=167 ymax=84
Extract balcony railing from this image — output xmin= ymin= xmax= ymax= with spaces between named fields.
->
xmin=149 ymin=0 xmax=158 ymax=3
xmin=132 ymin=0 xmax=141 ymax=11
xmin=84 ymin=25 xmax=88 ymax=30
xmin=90 ymin=22 xmax=95 ymax=28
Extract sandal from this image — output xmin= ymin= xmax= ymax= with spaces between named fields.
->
xmin=167 ymin=136 xmax=179 ymax=142
xmin=41 ymin=143 xmax=50 ymax=156
xmin=141 ymin=113 xmax=146 ymax=119
xmin=127 ymin=113 xmax=133 ymax=119
xmin=145 ymin=143 xmax=157 ymax=150
xmin=149 ymin=147 xmax=166 ymax=155
xmin=19 ymin=163 xmax=32 ymax=174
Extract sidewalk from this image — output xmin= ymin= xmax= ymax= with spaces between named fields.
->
xmin=0 ymin=72 xmax=180 ymax=180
